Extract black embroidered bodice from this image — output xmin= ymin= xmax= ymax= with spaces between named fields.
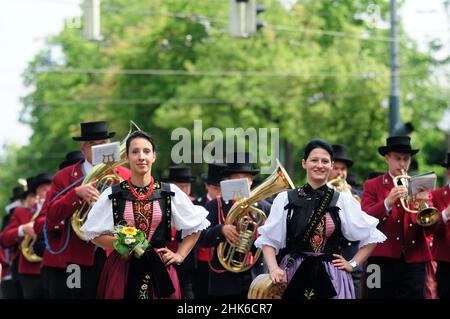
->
xmin=285 ymin=184 xmax=342 ymax=254
xmin=108 ymin=180 xmax=174 ymax=248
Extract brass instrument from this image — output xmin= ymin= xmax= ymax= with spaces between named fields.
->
xmin=327 ymin=176 xmax=352 ymax=192
xmin=21 ymin=201 xmax=43 ymax=263
xmin=71 ymin=121 xmax=141 ymax=240
xmin=393 ymin=169 xmax=440 ymax=227
xmin=248 ymin=273 xmax=287 ymax=299
xmin=217 ymin=159 xmax=295 ymax=273
xmin=327 ymin=176 xmax=361 ymax=202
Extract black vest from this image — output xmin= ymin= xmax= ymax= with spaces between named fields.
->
xmin=284 ymin=185 xmax=342 ymax=255
xmin=108 ymin=181 xmax=174 ymax=248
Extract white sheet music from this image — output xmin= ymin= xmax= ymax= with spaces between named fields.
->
xmin=409 ymin=172 xmax=437 ymax=196
xmin=91 ymin=142 xmax=120 ymax=166
xmin=220 ymin=178 xmax=250 ymax=201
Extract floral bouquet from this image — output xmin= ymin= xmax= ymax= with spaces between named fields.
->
xmin=113 ymin=225 xmax=149 ymax=258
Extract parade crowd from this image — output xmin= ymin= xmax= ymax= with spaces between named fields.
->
xmin=1 ymin=120 xmax=449 ymax=299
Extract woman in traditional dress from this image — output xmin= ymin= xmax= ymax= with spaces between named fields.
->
xmin=81 ymin=131 xmax=210 ymax=299
xmin=254 ymin=139 xmax=386 ymax=299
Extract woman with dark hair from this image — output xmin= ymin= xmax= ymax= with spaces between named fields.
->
xmin=81 ymin=131 xmax=210 ymax=299
xmin=255 ymin=139 xmax=386 ymax=299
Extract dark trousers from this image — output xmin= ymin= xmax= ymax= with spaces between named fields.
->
xmin=17 ymin=274 xmax=45 ymax=299
xmin=192 ymin=261 xmax=210 ymax=299
xmin=0 ymin=279 xmax=23 ymax=299
xmin=436 ymin=261 xmax=450 ymax=299
xmin=366 ymin=257 xmax=426 ymax=299
xmin=176 ymin=266 xmax=195 ymax=299
xmin=43 ymin=249 xmax=106 ymax=299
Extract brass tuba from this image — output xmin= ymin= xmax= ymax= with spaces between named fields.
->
xmin=21 ymin=201 xmax=43 ymax=263
xmin=217 ymin=159 xmax=295 ymax=273
xmin=71 ymin=121 xmax=141 ymax=240
xmin=393 ymin=169 xmax=440 ymax=227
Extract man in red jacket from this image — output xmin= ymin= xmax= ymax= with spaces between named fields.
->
xmin=34 ymin=121 xmax=130 ymax=299
xmin=428 ymin=153 xmax=450 ymax=298
xmin=361 ymin=136 xmax=434 ymax=298
xmin=1 ymin=173 xmax=52 ymax=298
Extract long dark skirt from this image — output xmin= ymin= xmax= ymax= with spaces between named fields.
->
xmin=97 ymin=250 xmax=181 ymax=299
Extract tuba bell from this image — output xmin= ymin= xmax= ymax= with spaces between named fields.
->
xmin=248 ymin=273 xmax=287 ymax=299
xmin=71 ymin=121 xmax=141 ymax=240
xmin=217 ymin=159 xmax=295 ymax=273
xmin=393 ymin=169 xmax=440 ymax=227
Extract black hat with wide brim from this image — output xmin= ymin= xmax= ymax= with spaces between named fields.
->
xmin=378 ymin=136 xmax=419 ymax=156
xmin=59 ymin=151 xmax=85 ymax=169
xmin=332 ymin=144 xmax=354 ymax=168
xmin=72 ymin=121 xmax=116 ymax=141
xmin=31 ymin=172 xmax=53 ymax=193
xmin=201 ymin=163 xmax=227 ymax=186
xmin=223 ymin=152 xmax=260 ymax=176
xmin=10 ymin=186 xmax=25 ymax=202
xmin=441 ymin=153 xmax=450 ymax=168
xmin=166 ymin=166 xmax=196 ymax=183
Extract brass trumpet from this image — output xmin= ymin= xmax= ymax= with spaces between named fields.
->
xmin=393 ymin=169 xmax=439 ymax=227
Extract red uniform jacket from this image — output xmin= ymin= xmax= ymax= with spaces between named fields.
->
xmin=1 ymin=206 xmax=41 ymax=275
xmin=362 ymin=173 xmax=433 ymax=263
xmin=34 ymin=161 xmax=130 ymax=268
xmin=430 ymin=185 xmax=450 ymax=262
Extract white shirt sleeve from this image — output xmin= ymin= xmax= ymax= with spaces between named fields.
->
xmin=170 ymin=184 xmax=210 ymax=239
xmin=80 ymin=187 xmax=114 ymax=241
xmin=337 ymin=191 xmax=387 ymax=248
xmin=254 ymin=191 xmax=289 ymax=255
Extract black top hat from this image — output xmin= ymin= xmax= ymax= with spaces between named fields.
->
xmin=166 ymin=166 xmax=196 ymax=183
xmin=223 ymin=152 xmax=260 ymax=176
xmin=332 ymin=144 xmax=354 ymax=168
xmin=23 ymin=177 xmax=36 ymax=196
xmin=10 ymin=186 xmax=25 ymax=202
xmin=31 ymin=172 xmax=53 ymax=193
xmin=72 ymin=121 xmax=116 ymax=141
xmin=441 ymin=153 xmax=450 ymax=168
xmin=202 ymin=163 xmax=226 ymax=186
xmin=59 ymin=151 xmax=85 ymax=169
xmin=378 ymin=135 xmax=419 ymax=156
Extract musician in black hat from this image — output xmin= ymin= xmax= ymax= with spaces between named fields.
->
xmin=166 ymin=166 xmax=196 ymax=200
xmin=0 ymin=185 xmax=27 ymax=299
xmin=1 ymin=173 xmax=52 ymax=298
xmin=33 ymin=121 xmax=130 ymax=299
xmin=362 ymin=135 xmax=434 ymax=298
xmin=164 ymin=165 xmax=197 ymax=298
xmin=189 ymin=163 xmax=226 ymax=298
xmin=200 ymin=152 xmax=271 ymax=298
